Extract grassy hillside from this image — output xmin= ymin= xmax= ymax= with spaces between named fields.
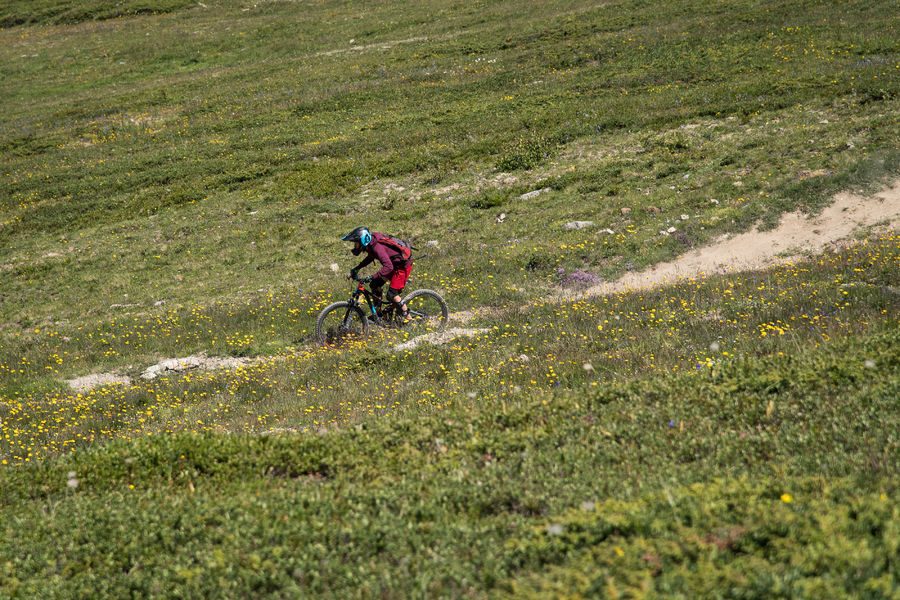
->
xmin=1 ymin=0 xmax=898 ymax=596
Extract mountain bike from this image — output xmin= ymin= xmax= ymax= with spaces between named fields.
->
xmin=315 ymin=274 xmax=449 ymax=346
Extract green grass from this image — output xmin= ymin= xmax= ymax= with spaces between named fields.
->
xmin=1 ymin=326 xmax=897 ymax=596
xmin=1 ymin=0 xmax=899 ymax=596
xmin=2 ymin=0 xmax=898 ymax=339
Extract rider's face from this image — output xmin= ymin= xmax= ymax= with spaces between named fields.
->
xmin=353 ymin=241 xmax=362 ymax=252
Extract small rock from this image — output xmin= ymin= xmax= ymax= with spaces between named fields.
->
xmin=519 ymin=187 xmax=551 ymax=200
xmin=329 ymin=263 xmax=340 ymax=273
xmin=680 ymin=214 xmax=689 ymax=221
xmin=496 ymin=213 xmax=507 ymax=223
xmin=710 ymin=198 xmax=719 ymax=205
xmin=602 ymin=228 xmax=615 ymax=235
xmin=564 ymin=220 xmax=594 ymax=230
xmin=646 ymin=206 xmax=661 ymax=214
xmin=154 ymin=300 xmax=166 ymax=306
xmin=673 ymin=231 xmax=692 ymax=246
xmin=798 ymin=169 xmax=831 ymax=180
xmin=667 ymin=226 xmax=677 ymax=233
xmin=620 ymin=207 xmax=631 ymax=216
xmin=425 ymin=240 xmax=439 ymax=248
xmin=546 ymin=524 xmax=564 ymax=536
xmin=518 ymin=354 xmax=530 ymax=363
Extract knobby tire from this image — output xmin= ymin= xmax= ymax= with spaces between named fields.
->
xmin=315 ymin=301 xmax=368 ymax=346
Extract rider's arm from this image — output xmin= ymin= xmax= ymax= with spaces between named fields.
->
xmin=354 ymin=254 xmax=374 ymax=272
xmin=371 ymin=243 xmax=395 ymax=282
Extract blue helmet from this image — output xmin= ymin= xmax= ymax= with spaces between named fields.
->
xmin=341 ymin=227 xmax=372 ymax=254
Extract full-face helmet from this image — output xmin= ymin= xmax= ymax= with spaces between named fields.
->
xmin=341 ymin=227 xmax=372 ymax=255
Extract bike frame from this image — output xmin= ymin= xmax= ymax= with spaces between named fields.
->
xmin=346 ymin=278 xmax=397 ymax=324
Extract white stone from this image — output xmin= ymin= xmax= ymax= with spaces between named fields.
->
xmin=519 ymin=187 xmax=551 ymax=200
xmin=564 ymin=221 xmax=594 ymax=230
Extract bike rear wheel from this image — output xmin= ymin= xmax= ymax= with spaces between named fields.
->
xmin=316 ymin=301 xmax=368 ymax=346
xmin=401 ymin=289 xmax=449 ymax=335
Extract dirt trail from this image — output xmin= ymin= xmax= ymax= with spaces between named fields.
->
xmin=66 ymin=181 xmax=899 ymax=385
xmin=394 ymin=328 xmax=490 ymax=351
xmin=564 ymin=179 xmax=900 ymax=300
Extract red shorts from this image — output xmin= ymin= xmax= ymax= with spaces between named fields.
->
xmin=389 ymin=262 xmax=413 ymax=291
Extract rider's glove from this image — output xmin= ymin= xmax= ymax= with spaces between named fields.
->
xmin=348 ymin=268 xmax=358 ymax=280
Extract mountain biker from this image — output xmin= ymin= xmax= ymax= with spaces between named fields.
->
xmin=341 ymin=227 xmax=413 ymax=319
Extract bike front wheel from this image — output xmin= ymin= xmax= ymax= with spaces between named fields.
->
xmin=401 ymin=289 xmax=449 ymax=336
xmin=316 ymin=301 xmax=368 ymax=346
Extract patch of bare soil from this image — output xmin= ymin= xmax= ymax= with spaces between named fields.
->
xmin=140 ymin=354 xmax=255 ymax=380
xmin=66 ymin=373 xmax=132 ymax=392
xmin=318 ymin=36 xmax=430 ymax=57
xmin=394 ymin=328 xmax=489 ymax=351
xmin=66 ymin=354 xmax=259 ymax=392
xmin=564 ymin=179 xmax=900 ymax=300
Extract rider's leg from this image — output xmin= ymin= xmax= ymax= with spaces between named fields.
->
xmin=389 ymin=286 xmax=408 ymax=317
xmin=388 ymin=262 xmax=413 ymax=318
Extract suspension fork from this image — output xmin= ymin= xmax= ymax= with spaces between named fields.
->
xmin=359 ymin=289 xmax=379 ymax=318
xmin=350 ymin=288 xmax=378 ymax=320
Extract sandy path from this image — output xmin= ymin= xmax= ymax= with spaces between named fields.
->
xmin=393 ymin=328 xmax=489 ymax=351
xmin=564 ymin=180 xmax=900 ymax=300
